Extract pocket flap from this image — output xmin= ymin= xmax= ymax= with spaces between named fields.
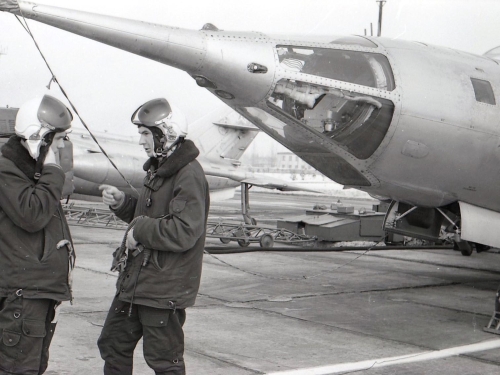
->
xmin=171 ymin=199 xmax=187 ymax=214
xmin=23 ymin=319 xmax=46 ymax=338
xmin=2 ymin=330 xmax=21 ymax=346
xmin=139 ymin=309 xmax=170 ymax=328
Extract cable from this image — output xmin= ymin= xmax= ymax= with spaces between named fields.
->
xmin=204 ymin=236 xmax=394 ymax=281
xmin=204 ymin=238 xmax=454 ymax=281
xmin=15 ymin=12 xmax=139 ymax=197
xmin=204 ymin=244 xmax=453 ymax=254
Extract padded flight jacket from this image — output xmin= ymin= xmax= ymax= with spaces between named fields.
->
xmin=112 ymin=140 xmax=210 ymax=310
xmin=0 ymin=136 xmax=74 ymax=301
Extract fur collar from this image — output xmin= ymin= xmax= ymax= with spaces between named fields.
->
xmin=1 ymin=136 xmax=37 ymax=182
xmin=143 ymin=139 xmax=200 ymax=178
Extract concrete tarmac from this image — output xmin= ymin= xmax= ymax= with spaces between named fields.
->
xmin=43 ymin=192 xmax=500 ymax=374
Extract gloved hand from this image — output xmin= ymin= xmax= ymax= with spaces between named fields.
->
xmin=126 ymin=228 xmax=138 ymax=250
xmin=99 ymin=184 xmax=125 ymax=208
xmin=0 ymin=0 xmax=20 ymax=13
xmin=43 ymin=147 xmax=58 ymax=166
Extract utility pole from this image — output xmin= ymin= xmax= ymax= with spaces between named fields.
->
xmin=376 ymin=0 xmax=387 ymax=37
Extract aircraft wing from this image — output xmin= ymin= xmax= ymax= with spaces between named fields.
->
xmin=204 ymin=166 xmax=323 ymax=194
xmin=240 ymin=176 xmax=323 ymax=193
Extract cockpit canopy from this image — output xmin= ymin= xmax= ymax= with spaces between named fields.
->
xmin=240 ymin=44 xmax=396 ymax=186
xmin=276 ymin=46 xmax=395 ymax=91
xmin=269 ymin=46 xmax=395 ymax=160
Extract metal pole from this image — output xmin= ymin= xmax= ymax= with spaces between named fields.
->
xmin=370 ymin=22 xmax=373 ymax=36
xmin=376 ymin=0 xmax=387 ymax=37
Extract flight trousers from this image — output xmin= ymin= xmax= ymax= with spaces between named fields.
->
xmin=0 ymin=293 xmax=58 ymax=375
xmin=98 ymin=295 xmax=186 ymax=375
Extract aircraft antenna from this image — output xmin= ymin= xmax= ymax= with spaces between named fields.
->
xmin=376 ymin=0 xmax=387 ymax=37
xmin=13 ymin=11 xmax=139 ymax=197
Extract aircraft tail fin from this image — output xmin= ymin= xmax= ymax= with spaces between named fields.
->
xmin=484 ymin=46 xmax=500 ymax=62
xmin=190 ymin=107 xmax=259 ymax=164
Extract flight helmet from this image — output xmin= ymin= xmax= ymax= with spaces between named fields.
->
xmin=15 ymin=95 xmax=73 ymax=159
xmin=131 ymin=98 xmax=188 ymax=154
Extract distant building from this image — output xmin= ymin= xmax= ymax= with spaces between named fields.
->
xmin=276 ymin=151 xmax=314 ymax=171
xmin=0 ymin=106 xmax=18 ymax=136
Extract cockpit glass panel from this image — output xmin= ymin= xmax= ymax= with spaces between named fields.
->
xmin=266 ymin=79 xmax=394 ymax=160
xmin=237 ymin=106 xmax=371 ymax=186
xmin=277 ymin=45 xmax=395 ymax=91
xmin=330 ymin=36 xmax=378 ymax=48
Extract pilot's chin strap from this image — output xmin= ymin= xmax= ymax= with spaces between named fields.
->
xmin=155 ymin=136 xmax=185 ymax=159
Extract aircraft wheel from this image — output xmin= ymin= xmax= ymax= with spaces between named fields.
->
xmin=220 ymin=237 xmax=231 ymax=244
xmin=259 ymin=234 xmax=274 ymax=248
xmin=454 ymin=240 xmax=474 ymax=256
xmin=237 ymin=239 xmax=250 ymax=247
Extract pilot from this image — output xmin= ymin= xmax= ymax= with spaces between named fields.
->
xmin=0 ymin=94 xmax=75 ymax=375
xmin=97 ymin=98 xmax=210 ymax=375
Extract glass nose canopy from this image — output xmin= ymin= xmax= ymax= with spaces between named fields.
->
xmin=270 ymin=46 xmax=395 ymax=160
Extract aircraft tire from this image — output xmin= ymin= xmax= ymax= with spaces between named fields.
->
xmin=220 ymin=237 xmax=231 ymax=244
xmin=454 ymin=240 xmax=474 ymax=256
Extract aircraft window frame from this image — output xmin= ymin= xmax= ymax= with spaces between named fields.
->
xmin=329 ymin=36 xmax=378 ymax=48
xmin=238 ymin=106 xmax=372 ymax=186
xmin=470 ymin=78 xmax=496 ymax=105
xmin=276 ymin=45 xmax=395 ymax=91
xmin=266 ymin=78 xmax=395 ymax=160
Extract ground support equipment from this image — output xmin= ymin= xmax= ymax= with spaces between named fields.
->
xmin=484 ymin=312 xmax=500 ymax=335
xmin=63 ymin=203 xmax=128 ymax=229
xmin=206 ymin=220 xmax=317 ymax=247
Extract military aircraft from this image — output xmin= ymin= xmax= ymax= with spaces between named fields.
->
xmin=1 ymin=0 xmax=499 ymax=253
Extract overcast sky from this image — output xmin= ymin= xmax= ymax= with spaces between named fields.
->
xmin=0 ymin=0 xmax=498 ymax=145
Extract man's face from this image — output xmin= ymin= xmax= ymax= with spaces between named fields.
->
xmin=138 ymin=126 xmax=155 ymax=157
xmin=50 ymin=132 xmax=67 ymax=152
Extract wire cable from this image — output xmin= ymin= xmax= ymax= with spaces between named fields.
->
xmin=203 ymin=236 xmax=394 ymax=281
xmin=15 ymin=12 xmax=139 ymax=197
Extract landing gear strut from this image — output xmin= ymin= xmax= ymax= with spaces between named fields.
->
xmin=241 ymin=182 xmax=257 ymax=225
xmin=383 ymin=201 xmax=490 ymax=256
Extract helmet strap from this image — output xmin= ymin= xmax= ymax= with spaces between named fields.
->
xmin=160 ymin=136 xmax=185 ymax=158
xmin=149 ymin=127 xmax=165 ymax=157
